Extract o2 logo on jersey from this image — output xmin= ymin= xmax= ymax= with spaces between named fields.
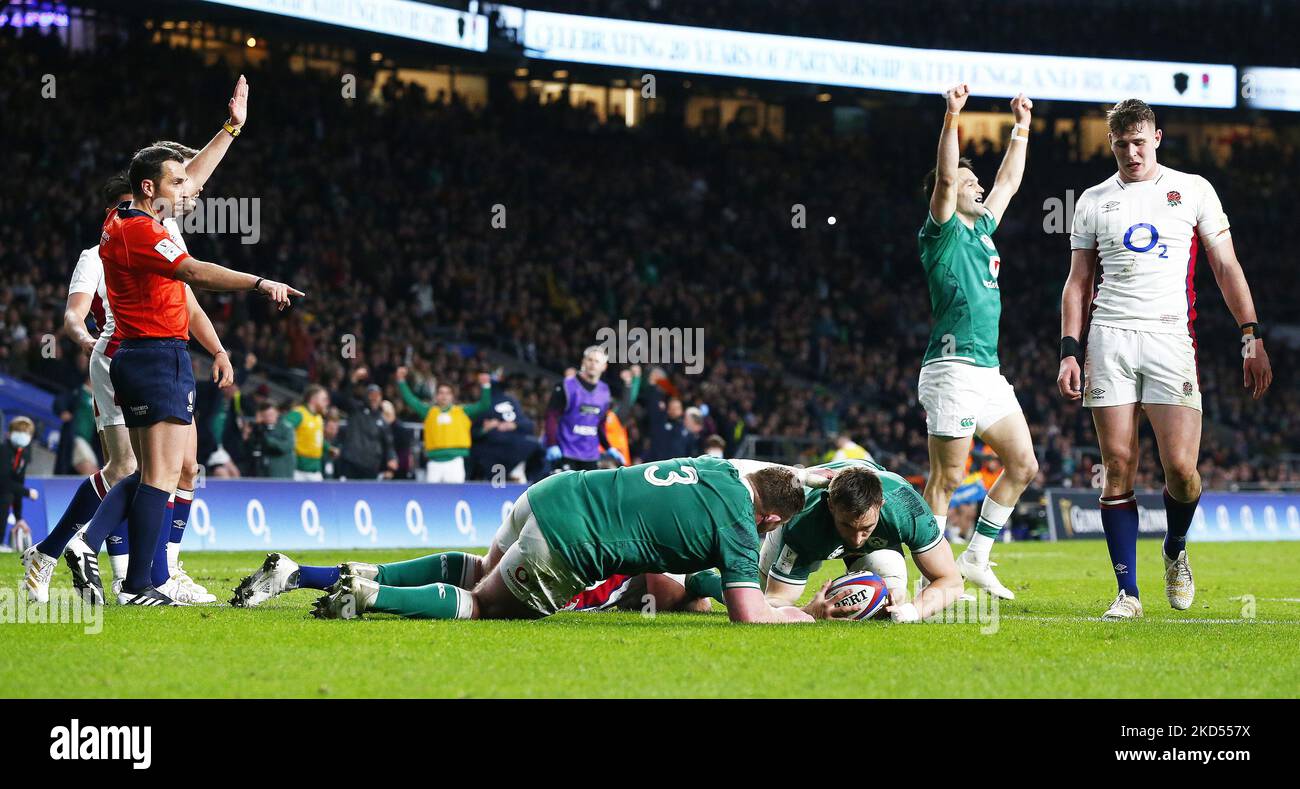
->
xmin=1123 ymin=223 xmax=1169 ymax=259
xmin=643 ymin=464 xmax=699 ymax=487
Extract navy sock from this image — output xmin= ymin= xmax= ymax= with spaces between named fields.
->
xmin=297 ymin=564 xmax=342 ymax=590
xmin=1163 ymin=487 xmax=1199 ymax=561
xmin=151 ymin=501 xmax=175 ymax=587
xmin=83 ymin=472 xmax=140 ymax=552
xmin=1100 ymin=491 xmax=1140 ymax=598
xmin=124 ymin=484 xmax=169 ymax=594
xmin=35 ymin=473 xmax=105 ymax=557
xmin=171 ymin=490 xmax=193 ymax=545
xmin=105 ymin=521 xmax=130 ymax=556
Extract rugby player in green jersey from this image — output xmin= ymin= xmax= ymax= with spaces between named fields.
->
xmin=917 ymin=84 xmax=1040 ymax=600
xmin=756 ymin=459 xmax=965 ymax=623
xmin=305 ymin=457 xmax=852 ymax=623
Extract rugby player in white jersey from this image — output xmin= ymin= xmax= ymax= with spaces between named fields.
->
xmin=1057 ymin=99 xmax=1272 ymax=620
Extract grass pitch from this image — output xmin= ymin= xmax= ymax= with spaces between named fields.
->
xmin=2 ymin=541 xmax=1297 ymax=698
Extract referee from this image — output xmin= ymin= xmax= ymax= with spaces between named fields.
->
xmin=100 ymin=145 xmax=301 ymax=605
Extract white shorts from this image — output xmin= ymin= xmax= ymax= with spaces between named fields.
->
xmin=846 ymin=549 xmax=909 ymax=603
xmin=1084 ymin=324 xmax=1201 ymax=411
xmin=88 ymin=349 xmax=124 ymax=430
xmin=918 ymin=361 xmax=1022 ymax=438
xmin=293 ymin=470 xmax=324 ymax=482
xmin=425 ymin=457 xmax=466 ymax=484
xmin=497 ymin=518 xmax=586 ymax=616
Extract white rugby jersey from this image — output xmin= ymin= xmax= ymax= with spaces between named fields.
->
xmin=1070 ymin=166 xmax=1230 ymax=336
xmin=71 ymin=214 xmax=189 ymax=358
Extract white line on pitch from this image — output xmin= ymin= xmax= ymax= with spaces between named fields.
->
xmin=1003 ymin=615 xmax=1296 ymax=625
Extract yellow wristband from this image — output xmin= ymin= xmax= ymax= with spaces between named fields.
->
xmin=222 ymin=120 xmax=242 ymax=138
xmin=943 ymin=112 xmax=959 ymax=130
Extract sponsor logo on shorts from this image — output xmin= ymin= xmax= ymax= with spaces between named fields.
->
xmin=129 ymin=405 xmax=148 ymax=416
xmin=1182 ymin=381 xmax=1194 ymax=396
xmin=1166 ymin=190 xmax=1182 ymax=207
xmin=1087 ymin=387 xmax=1105 ymax=398
xmin=959 ymin=417 xmax=975 ymax=428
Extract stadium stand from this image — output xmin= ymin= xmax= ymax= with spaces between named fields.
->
xmin=0 ymin=11 xmax=1296 ymax=495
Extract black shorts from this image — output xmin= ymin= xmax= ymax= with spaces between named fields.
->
xmin=110 ymin=338 xmax=196 ymax=428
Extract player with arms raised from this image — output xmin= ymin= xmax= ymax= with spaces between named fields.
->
xmin=917 ymin=85 xmax=1040 ymax=599
xmin=1058 ymin=99 xmax=1272 ymax=620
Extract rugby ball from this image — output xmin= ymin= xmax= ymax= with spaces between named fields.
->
xmin=826 ymin=571 xmax=891 ymax=621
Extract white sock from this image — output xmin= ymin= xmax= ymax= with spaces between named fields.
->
xmin=167 ymin=542 xmax=181 ymax=575
xmin=970 ymin=498 xmax=1015 ymax=559
xmin=109 ymin=554 xmax=129 ymax=583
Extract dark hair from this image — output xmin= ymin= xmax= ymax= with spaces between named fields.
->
xmin=748 ymin=466 xmax=805 ymax=523
xmin=127 ymin=145 xmax=184 ymax=197
xmin=151 ymin=140 xmax=200 ymax=160
xmin=100 ymin=173 xmax=131 ymax=209
xmin=923 ymin=156 xmax=975 ymax=196
xmin=1107 ymin=98 xmax=1156 ymax=136
xmin=826 ymin=467 xmax=885 ymax=519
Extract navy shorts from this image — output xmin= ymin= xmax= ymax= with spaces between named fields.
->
xmin=110 ymin=338 xmax=196 ymax=428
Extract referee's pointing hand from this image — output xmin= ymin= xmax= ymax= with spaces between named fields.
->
xmin=256 ymin=278 xmax=305 ymax=310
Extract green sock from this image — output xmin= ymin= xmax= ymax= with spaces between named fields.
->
xmin=376 ymin=552 xmax=478 ymax=588
xmin=374 ymin=583 xmax=473 ymax=619
xmin=685 ymin=570 xmax=724 ymax=604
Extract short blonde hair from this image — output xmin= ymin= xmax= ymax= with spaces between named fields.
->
xmin=8 ymin=416 xmax=35 ymax=433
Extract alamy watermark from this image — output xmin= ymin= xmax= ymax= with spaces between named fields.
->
xmin=595 ymin=320 xmax=704 ymax=374
xmin=0 ymin=587 xmax=103 ymax=634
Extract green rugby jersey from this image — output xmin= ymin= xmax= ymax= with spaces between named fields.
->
xmin=917 ymin=209 xmax=1003 ymax=368
xmin=528 ymin=457 xmax=763 ymax=591
xmin=764 ymin=459 xmax=942 ymax=587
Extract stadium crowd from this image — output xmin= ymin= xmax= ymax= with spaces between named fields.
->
xmin=1 ymin=23 xmax=1296 ymax=495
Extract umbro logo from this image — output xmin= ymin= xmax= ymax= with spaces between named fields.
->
xmin=1114 ymin=563 xmax=1129 ymax=575
xmin=1101 ymin=201 xmax=1121 ymax=213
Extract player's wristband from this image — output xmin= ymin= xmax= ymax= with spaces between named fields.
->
xmin=222 ymin=120 xmax=242 ymax=138
xmin=1240 ymin=322 xmax=1262 ymax=341
xmin=1060 ymin=336 xmax=1083 ymax=362
xmin=252 ymin=277 xmax=264 ymax=292
xmin=943 ymin=111 xmax=959 ymax=130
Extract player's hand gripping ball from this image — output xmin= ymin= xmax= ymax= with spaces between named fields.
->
xmin=826 ymin=571 xmax=891 ymax=621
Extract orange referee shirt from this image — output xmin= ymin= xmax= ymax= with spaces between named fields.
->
xmin=100 ymin=204 xmax=190 ymax=340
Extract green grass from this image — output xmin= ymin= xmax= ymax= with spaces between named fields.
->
xmin=2 ymin=541 xmax=1298 ymax=698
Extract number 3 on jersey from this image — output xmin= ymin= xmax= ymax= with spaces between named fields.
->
xmin=1123 ymin=223 xmax=1168 ymax=258
xmin=643 ymin=464 xmax=700 ymax=487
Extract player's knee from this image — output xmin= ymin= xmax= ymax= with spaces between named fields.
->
xmin=104 ymin=455 xmax=137 ymax=486
xmin=179 ymin=459 xmax=200 ymax=488
xmin=1164 ymin=464 xmax=1200 ymax=498
xmin=937 ymin=465 xmax=965 ymax=494
xmin=1008 ymin=452 xmax=1040 ymax=486
xmin=1102 ymin=453 xmax=1134 ymax=484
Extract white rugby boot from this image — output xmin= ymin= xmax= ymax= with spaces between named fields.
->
xmin=230 ymin=553 xmax=300 ymax=607
xmin=955 ymin=550 xmax=1016 ymax=600
xmin=1102 ymin=590 xmax=1144 ymax=620
xmin=1163 ymin=550 xmax=1195 ymax=611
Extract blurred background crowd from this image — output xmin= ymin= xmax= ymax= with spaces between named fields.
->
xmin=1 ymin=3 xmax=1297 ymax=506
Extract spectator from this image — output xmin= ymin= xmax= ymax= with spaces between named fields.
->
xmin=381 ymin=399 xmax=414 ymax=480
xmin=396 ymin=366 xmax=493 ymax=483
xmin=544 ymin=347 xmax=620 ymax=472
xmin=334 ymin=368 xmax=397 ymax=480
xmin=245 ymin=401 xmax=295 ymax=478
xmin=281 ymin=385 xmax=330 ymax=481
xmin=471 ymin=375 xmax=542 ymax=483
xmin=0 ymin=417 xmax=35 ymax=552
